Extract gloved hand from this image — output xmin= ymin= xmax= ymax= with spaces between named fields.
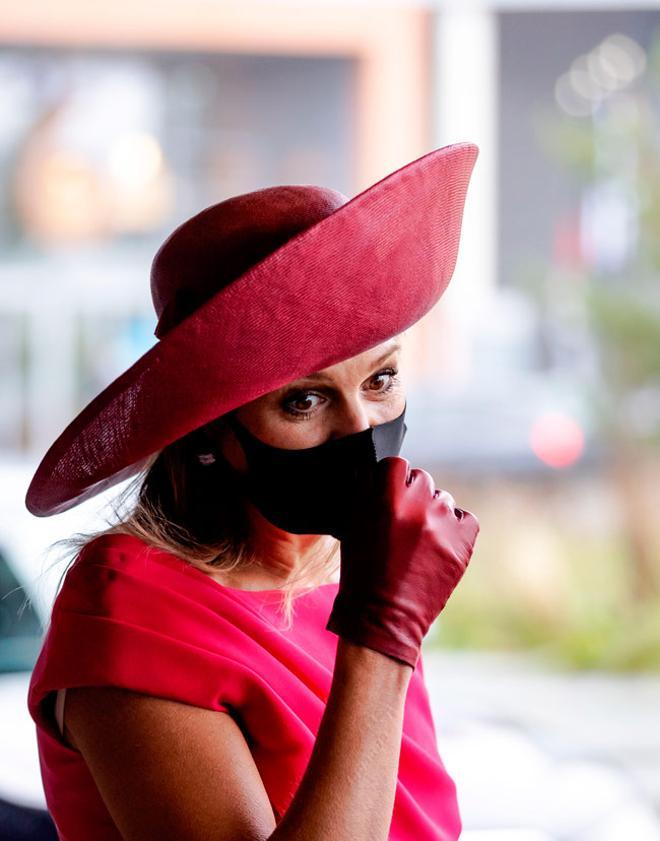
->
xmin=325 ymin=456 xmax=480 ymax=669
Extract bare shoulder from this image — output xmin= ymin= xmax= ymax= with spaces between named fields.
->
xmin=65 ymin=685 xmax=276 ymax=841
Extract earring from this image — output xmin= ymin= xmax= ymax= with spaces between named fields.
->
xmin=197 ymin=451 xmax=217 ymax=466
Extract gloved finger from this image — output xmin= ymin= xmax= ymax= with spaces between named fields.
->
xmin=407 ymin=467 xmax=436 ymax=497
xmin=456 ymin=507 xmax=480 ymax=540
xmin=375 ymin=455 xmax=411 ymax=490
xmin=432 ymin=488 xmax=457 ymax=511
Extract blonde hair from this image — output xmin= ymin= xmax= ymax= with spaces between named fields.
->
xmin=40 ymin=329 xmax=408 ymax=628
xmin=45 ymin=419 xmax=341 ymax=629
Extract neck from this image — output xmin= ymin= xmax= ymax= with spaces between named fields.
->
xmin=242 ymin=498 xmax=338 ymax=585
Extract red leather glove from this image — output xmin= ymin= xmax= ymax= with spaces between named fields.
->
xmin=326 ymin=456 xmax=480 ymax=669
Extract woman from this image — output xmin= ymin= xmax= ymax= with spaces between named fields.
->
xmin=26 ymin=141 xmax=481 ymax=841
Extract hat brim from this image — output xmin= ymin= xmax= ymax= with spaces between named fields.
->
xmin=25 ymin=141 xmax=479 ymax=516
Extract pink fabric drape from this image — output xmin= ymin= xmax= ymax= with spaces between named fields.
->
xmin=27 ymin=533 xmax=461 ymax=840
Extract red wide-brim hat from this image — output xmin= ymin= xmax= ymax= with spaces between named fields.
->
xmin=25 ymin=141 xmax=479 ymax=517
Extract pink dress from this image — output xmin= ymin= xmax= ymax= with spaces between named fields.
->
xmin=27 ymin=533 xmax=462 ymax=840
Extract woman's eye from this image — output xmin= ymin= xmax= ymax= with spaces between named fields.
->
xmin=369 ymin=368 xmax=398 ymax=391
xmin=282 ymin=392 xmax=323 ymax=417
xmin=281 ymin=368 xmax=399 ymax=419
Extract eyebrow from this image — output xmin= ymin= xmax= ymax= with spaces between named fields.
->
xmin=290 ymin=340 xmax=402 ymax=385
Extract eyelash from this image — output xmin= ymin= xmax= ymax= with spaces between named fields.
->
xmin=281 ymin=368 xmax=399 ymax=420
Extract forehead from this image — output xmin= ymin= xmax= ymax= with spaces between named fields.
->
xmin=292 ymin=337 xmax=402 ymax=385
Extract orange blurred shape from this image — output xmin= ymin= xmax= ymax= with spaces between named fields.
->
xmin=529 ymin=411 xmax=585 ymax=468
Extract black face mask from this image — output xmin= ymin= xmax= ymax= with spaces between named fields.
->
xmin=223 ymin=402 xmax=407 ymax=540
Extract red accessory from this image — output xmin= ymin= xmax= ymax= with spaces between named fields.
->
xmin=25 ymin=142 xmax=479 ymax=517
xmin=326 ymin=456 xmax=480 ymax=669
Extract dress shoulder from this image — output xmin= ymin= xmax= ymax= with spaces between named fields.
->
xmin=27 ymin=532 xmax=273 ymax=738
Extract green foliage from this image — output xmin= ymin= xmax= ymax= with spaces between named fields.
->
xmin=432 ymin=589 xmax=660 ymax=673
xmin=429 ymin=527 xmax=660 ymax=673
xmin=586 ymin=282 xmax=660 ymax=391
xmin=444 ymin=29 xmax=660 ymax=673
xmin=530 ymin=27 xmax=660 ymax=407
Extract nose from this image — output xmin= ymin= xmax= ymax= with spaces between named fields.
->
xmin=330 ymin=403 xmax=381 ymax=440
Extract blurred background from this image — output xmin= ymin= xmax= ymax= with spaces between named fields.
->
xmin=1 ymin=0 xmax=659 ymax=839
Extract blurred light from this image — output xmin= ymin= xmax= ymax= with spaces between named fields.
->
xmin=587 ymin=48 xmax=622 ymax=92
xmin=42 ymin=152 xmax=97 ymax=206
xmin=554 ymin=72 xmax=594 ymax=117
xmin=16 ymin=148 xmax=107 ymax=243
xmin=105 ymin=131 xmax=172 ymax=232
xmin=529 ymin=412 xmax=585 ymax=469
xmin=580 ymin=179 xmax=637 ymax=273
xmin=597 ymin=33 xmax=646 ymax=87
xmin=107 ymin=131 xmax=163 ymax=189
xmin=555 ymin=33 xmax=646 ymax=118
xmin=569 ymin=55 xmax=605 ymax=103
